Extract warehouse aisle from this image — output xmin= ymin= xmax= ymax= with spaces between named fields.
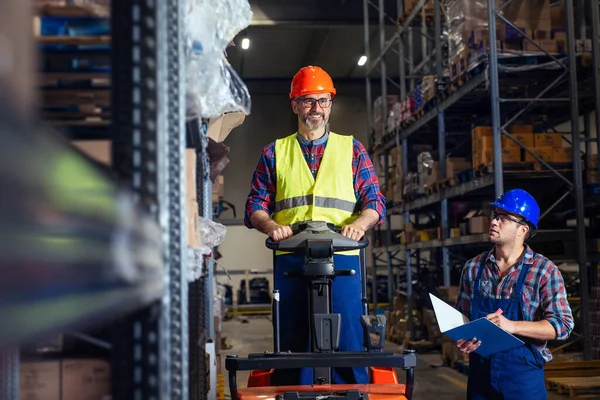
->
xmin=219 ymin=317 xmax=569 ymax=399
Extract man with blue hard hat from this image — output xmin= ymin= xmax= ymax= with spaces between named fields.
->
xmin=454 ymin=189 xmax=574 ymax=399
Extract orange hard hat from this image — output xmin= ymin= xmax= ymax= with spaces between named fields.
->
xmin=289 ymin=66 xmax=336 ymax=100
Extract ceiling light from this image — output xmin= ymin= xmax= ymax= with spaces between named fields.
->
xmin=241 ymin=38 xmax=250 ymax=50
xmin=358 ymin=55 xmax=367 ymax=66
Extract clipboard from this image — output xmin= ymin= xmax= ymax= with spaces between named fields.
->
xmin=429 ymin=293 xmax=525 ymax=357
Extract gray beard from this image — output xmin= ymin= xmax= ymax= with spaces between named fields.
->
xmin=302 ymin=114 xmax=328 ymax=131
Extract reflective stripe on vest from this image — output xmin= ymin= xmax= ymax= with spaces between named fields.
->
xmin=274 ymin=195 xmax=357 ymax=214
xmin=273 ymin=131 xmax=359 ymax=255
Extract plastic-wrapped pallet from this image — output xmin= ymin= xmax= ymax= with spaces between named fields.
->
xmin=413 ymin=85 xmax=424 ymax=113
xmin=421 ymin=76 xmax=436 ymax=103
xmin=390 ymin=102 xmax=403 ymax=131
xmin=417 ymin=152 xmax=436 ymax=190
xmin=184 ymin=0 xmax=253 ymax=119
xmin=400 ymin=97 xmax=414 ymax=124
xmin=372 ymin=95 xmax=399 ymax=144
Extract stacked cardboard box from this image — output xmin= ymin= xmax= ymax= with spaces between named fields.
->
xmin=386 ymin=292 xmax=424 ymax=343
xmin=422 ymin=308 xmax=443 ymax=346
xmin=471 ymin=125 xmax=572 ymax=168
xmin=403 ymin=0 xmax=434 ymax=16
xmin=185 ymin=150 xmax=202 ymax=248
xmin=421 ymin=76 xmax=436 ymax=103
xmin=386 ymin=146 xmax=404 ymax=202
xmin=422 ymin=157 xmax=473 ymax=186
xmin=524 ymin=133 xmax=572 ymax=165
xmin=586 ymin=154 xmax=599 ymax=184
xmin=20 ymin=358 xmax=111 ymax=399
xmin=473 ymin=0 xmax=566 ymax=54
xmin=373 ymin=95 xmax=399 ymax=145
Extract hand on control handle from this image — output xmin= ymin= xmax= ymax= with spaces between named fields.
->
xmin=268 ymin=224 xmax=293 ymax=242
xmin=340 ymin=222 xmax=365 ymax=242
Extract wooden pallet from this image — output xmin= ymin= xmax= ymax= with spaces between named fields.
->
xmin=545 ymin=360 xmax=600 ymax=379
xmin=41 ymin=72 xmax=110 ymax=89
xmin=500 ymin=162 xmax=574 ymax=173
xmin=546 ymin=376 xmax=600 ymax=399
xmin=42 ymin=89 xmax=111 ymax=107
xmin=35 ymin=4 xmax=109 ymax=17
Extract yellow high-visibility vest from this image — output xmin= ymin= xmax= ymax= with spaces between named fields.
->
xmin=273 ymin=132 xmax=359 ymax=256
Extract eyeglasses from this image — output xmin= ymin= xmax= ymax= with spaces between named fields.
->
xmin=295 ymin=97 xmax=333 ymax=108
xmin=490 ymin=210 xmax=526 ymax=225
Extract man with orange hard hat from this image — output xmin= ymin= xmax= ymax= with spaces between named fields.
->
xmin=244 ymin=66 xmax=386 ymax=386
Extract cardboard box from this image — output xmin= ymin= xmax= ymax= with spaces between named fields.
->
xmin=212 ymin=175 xmax=224 ymax=198
xmin=472 ymin=126 xmax=493 ymax=140
xmin=508 ymin=125 xmax=533 ymax=134
xmin=20 ymin=359 xmax=110 ymax=400
xmin=587 ymin=170 xmax=599 ymax=184
xmin=552 ymin=147 xmax=573 ymax=163
xmin=465 ymin=210 xmax=490 ymax=234
xmin=62 ymin=359 xmax=110 ymax=400
xmin=503 ymin=133 xmax=534 ymax=148
xmin=447 ymin=157 xmax=472 ymax=178
xmin=20 ymin=361 xmax=60 ymax=400
xmin=486 ymin=147 xmax=522 ymax=164
xmin=71 ymin=140 xmax=112 ymax=165
xmin=188 ymin=199 xmax=201 ymax=247
xmin=186 ymin=149 xmax=197 ymax=202
xmin=437 ymin=286 xmax=460 ymax=304
xmin=525 ymin=147 xmax=554 ymax=163
xmin=535 ymin=133 xmax=564 ymax=147
xmin=586 ymin=154 xmax=598 ymax=169
xmin=206 ymin=112 xmax=245 ymax=143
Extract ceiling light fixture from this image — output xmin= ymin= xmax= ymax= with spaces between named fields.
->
xmin=241 ymin=38 xmax=250 ymax=50
xmin=357 ymin=55 xmax=367 ymax=66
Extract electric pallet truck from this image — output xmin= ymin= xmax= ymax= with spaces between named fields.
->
xmin=225 ymin=221 xmax=417 ymax=400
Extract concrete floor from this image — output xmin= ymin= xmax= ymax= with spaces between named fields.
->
xmin=219 ymin=316 xmax=568 ymax=399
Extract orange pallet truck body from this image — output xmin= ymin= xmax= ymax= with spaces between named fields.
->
xmin=225 ymin=221 xmax=417 ymax=400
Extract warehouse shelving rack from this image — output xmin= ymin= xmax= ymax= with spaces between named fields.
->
xmin=0 ymin=0 xmax=218 ymax=398
xmin=363 ymin=0 xmax=600 ymax=359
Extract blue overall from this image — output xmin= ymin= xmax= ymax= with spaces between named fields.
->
xmin=467 ymin=253 xmax=548 ymax=400
xmin=273 ymin=252 xmax=369 ymax=386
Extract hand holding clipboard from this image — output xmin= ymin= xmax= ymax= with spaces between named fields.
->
xmin=429 ymin=294 xmax=524 ymax=357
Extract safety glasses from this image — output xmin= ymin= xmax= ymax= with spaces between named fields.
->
xmin=296 ymin=97 xmax=333 ymax=108
xmin=490 ymin=210 xmax=527 ymax=226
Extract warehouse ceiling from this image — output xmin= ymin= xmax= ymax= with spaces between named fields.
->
xmin=226 ymin=0 xmax=400 ymax=82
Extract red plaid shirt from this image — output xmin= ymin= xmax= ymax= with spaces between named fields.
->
xmin=244 ymin=131 xmax=386 ymax=228
xmin=456 ymin=245 xmax=575 ymax=363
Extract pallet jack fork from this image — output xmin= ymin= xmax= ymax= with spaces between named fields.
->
xmin=225 ymin=221 xmax=417 ymax=400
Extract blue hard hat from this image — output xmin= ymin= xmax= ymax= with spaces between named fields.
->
xmin=490 ymin=189 xmax=540 ymax=229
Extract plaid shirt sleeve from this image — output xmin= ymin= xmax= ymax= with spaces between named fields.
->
xmin=352 ymin=139 xmax=386 ymax=225
xmin=539 ymin=261 xmax=575 ymax=340
xmin=455 ymin=256 xmax=479 ymax=319
xmin=244 ymin=143 xmax=276 ymax=228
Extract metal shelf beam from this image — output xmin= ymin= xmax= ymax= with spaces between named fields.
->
xmin=373 ymin=71 xmax=488 ymax=155
xmin=389 ymin=174 xmax=494 ymax=214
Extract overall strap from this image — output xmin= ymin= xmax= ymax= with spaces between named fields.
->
xmin=513 ymin=254 xmax=533 ymax=298
xmin=474 ymin=252 xmax=490 ymax=293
